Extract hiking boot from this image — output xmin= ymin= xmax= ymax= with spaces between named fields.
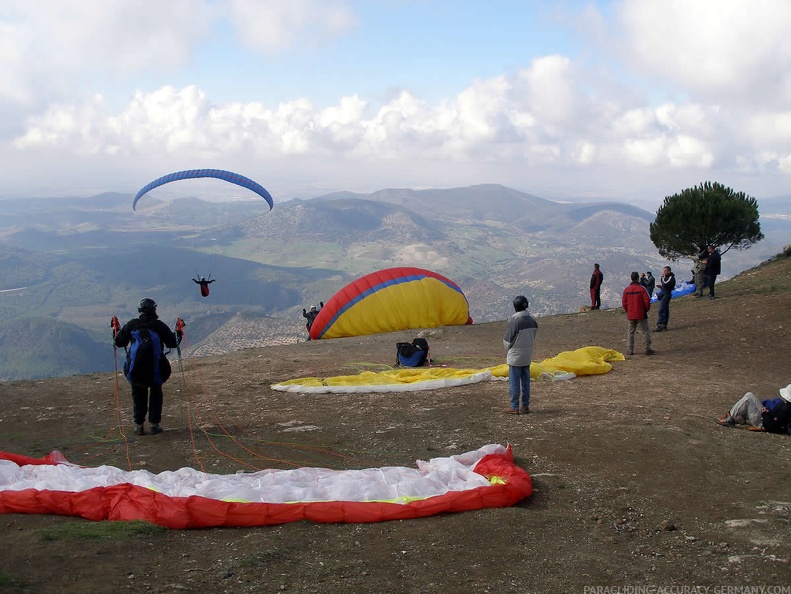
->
xmin=520 ymin=406 xmax=530 ymax=414
xmin=133 ymin=424 xmax=145 ymax=435
xmin=626 ymin=350 xmax=634 ymax=356
xmin=717 ymin=415 xmax=736 ymax=428
xmin=645 ymin=348 xmax=655 ymax=355
xmin=150 ymin=423 xmax=163 ymax=435
xmin=654 ymin=325 xmax=664 ymax=332
xmin=503 ymin=408 xmax=519 ymax=415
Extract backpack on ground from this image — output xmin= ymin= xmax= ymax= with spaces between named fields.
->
xmin=395 ymin=338 xmax=430 ymax=367
xmin=124 ymin=328 xmax=171 ymax=386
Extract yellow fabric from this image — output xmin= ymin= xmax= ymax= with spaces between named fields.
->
xmin=271 ymin=346 xmax=624 ymax=394
xmin=324 ymin=275 xmax=470 ymax=339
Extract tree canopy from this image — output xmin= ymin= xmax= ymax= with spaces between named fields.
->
xmin=649 ymin=182 xmax=764 ymax=260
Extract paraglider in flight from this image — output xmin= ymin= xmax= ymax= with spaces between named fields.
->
xmin=309 ymin=267 xmax=473 ymax=340
xmin=132 ymin=169 xmax=273 ymax=211
xmin=193 ymin=274 xmax=215 ymax=297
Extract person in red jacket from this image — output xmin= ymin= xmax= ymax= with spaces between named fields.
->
xmin=621 ymin=271 xmax=654 ymax=356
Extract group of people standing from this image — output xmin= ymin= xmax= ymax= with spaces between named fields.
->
xmin=693 ymin=244 xmax=721 ymax=299
xmin=619 ymin=265 xmax=679 ymax=354
xmin=592 ymin=245 xmax=722 ymax=350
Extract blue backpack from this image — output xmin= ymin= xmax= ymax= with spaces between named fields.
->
xmin=395 ymin=338 xmax=430 ymax=367
xmin=124 ymin=328 xmax=171 ymax=386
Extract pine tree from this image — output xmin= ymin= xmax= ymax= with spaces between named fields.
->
xmin=649 ymin=181 xmax=764 ymax=260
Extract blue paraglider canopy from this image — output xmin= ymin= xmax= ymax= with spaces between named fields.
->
xmin=650 ymin=280 xmax=696 ymax=303
xmin=133 ymin=169 xmax=273 ymax=211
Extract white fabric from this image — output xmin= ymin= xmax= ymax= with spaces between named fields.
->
xmin=0 ymin=444 xmax=505 ymax=504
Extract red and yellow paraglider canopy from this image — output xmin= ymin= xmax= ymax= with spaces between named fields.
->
xmin=310 ymin=267 xmax=472 ymax=340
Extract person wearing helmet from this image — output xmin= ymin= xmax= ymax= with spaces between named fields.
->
xmin=114 ymin=298 xmax=179 ymax=435
xmin=302 ymin=301 xmax=324 ymax=338
xmin=502 ymin=295 xmax=538 ymax=414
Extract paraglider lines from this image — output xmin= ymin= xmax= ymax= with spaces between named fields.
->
xmin=173 ymin=327 xmax=362 ymax=470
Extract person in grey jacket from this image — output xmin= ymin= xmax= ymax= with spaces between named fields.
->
xmin=503 ymin=295 xmax=538 ymax=414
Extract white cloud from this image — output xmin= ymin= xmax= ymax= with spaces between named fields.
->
xmin=2 ymin=0 xmax=790 ymax=202
xmin=0 ymin=0 xmax=213 ymax=106
xmin=226 ymin=0 xmax=358 ymax=53
xmin=616 ymin=0 xmax=791 ymax=105
xmin=13 ymin=69 xmax=727 ymax=174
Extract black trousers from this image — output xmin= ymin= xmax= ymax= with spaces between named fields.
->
xmin=131 ymin=384 xmax=164 ymax=425
xmin=708 ymin=274 xmax=717 ymax=296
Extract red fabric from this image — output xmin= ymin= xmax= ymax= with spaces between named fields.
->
xmin=0 ymin=447 xmax=532 ymax=529
xmin=621 ymin=282 xmax=651 ymax=320
xmin=309 ymin=267 xmax=466 ymax=340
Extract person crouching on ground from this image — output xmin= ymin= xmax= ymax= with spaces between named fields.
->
xmin=717 ymin=384 xmax=791 ymax=433
xmin=622 ymin=271 xmax=654 ymax=356
xmin=503 ymin=295 xmax=538 ymax=415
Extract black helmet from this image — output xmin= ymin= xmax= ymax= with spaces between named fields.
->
xmin=513 ymin=295 xmax=529 ymax=311
xmin=138 ymin=298 xmax=157 ymax=313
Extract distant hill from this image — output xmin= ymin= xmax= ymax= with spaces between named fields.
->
xmin=0 ymin=317 xmax=113 ymax=380
xmin=0 ymin=184 xmax=788 ymax=380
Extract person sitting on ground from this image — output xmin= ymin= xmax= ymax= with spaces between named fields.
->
xmin=717 ymin=384 xmax=791 ymax=433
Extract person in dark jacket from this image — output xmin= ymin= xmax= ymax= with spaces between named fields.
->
xmin=704 ymin=245 xmax=722 ymax=299
xmin=302 ymin=301 xmax=324 ymax=338
xmin=640 ymin=271 xmax=656 ymax=299
xmin=589 ymin=263 xmax=603 ymax=310
xmin=193 ymin=275 xmax=215 ymax=297
xmin=114 ymin=298 xmax=179 ymax=435
xmin=502 ymin=295 xmax=538 ymax=414
xmin=655 ymin=266 xmax=676 ymax=331
xmin=717 ymin=384 xmax=791 ymax=433
xmin=622 ymin=272 xmax=653 ymax=356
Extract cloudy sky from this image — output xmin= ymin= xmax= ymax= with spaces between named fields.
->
xmin=1 ymin=0 xmax=789 ymax=208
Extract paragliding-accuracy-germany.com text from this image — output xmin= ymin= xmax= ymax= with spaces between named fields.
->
xmin=583 ymin=586 xmax=790 ymax=594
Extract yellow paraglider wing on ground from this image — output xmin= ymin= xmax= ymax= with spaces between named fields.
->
xmin=272 ymin=346 xmax=624 ymax=394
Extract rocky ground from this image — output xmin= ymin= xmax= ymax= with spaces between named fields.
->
xmin=0 ymin=254 xmax=790 ymax=594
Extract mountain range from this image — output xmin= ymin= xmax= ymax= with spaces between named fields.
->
xmin=0 ymin=184 xmax=787 ymax=380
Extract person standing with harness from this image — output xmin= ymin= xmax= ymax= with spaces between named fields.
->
xmin=114 ymin=298 xmax=179 ymax=435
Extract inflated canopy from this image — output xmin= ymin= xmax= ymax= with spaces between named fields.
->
xmin=133 ymin=169 xmax=273 ymax=211
xmin=310 ymin=267 xmax=472 ymax=340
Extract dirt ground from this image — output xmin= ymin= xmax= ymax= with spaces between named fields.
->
xmin=1 ymin=256 xmax=790 ymax=594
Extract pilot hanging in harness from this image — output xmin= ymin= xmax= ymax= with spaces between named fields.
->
xmin=193 ymin=274 xmax=215 ymax=297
